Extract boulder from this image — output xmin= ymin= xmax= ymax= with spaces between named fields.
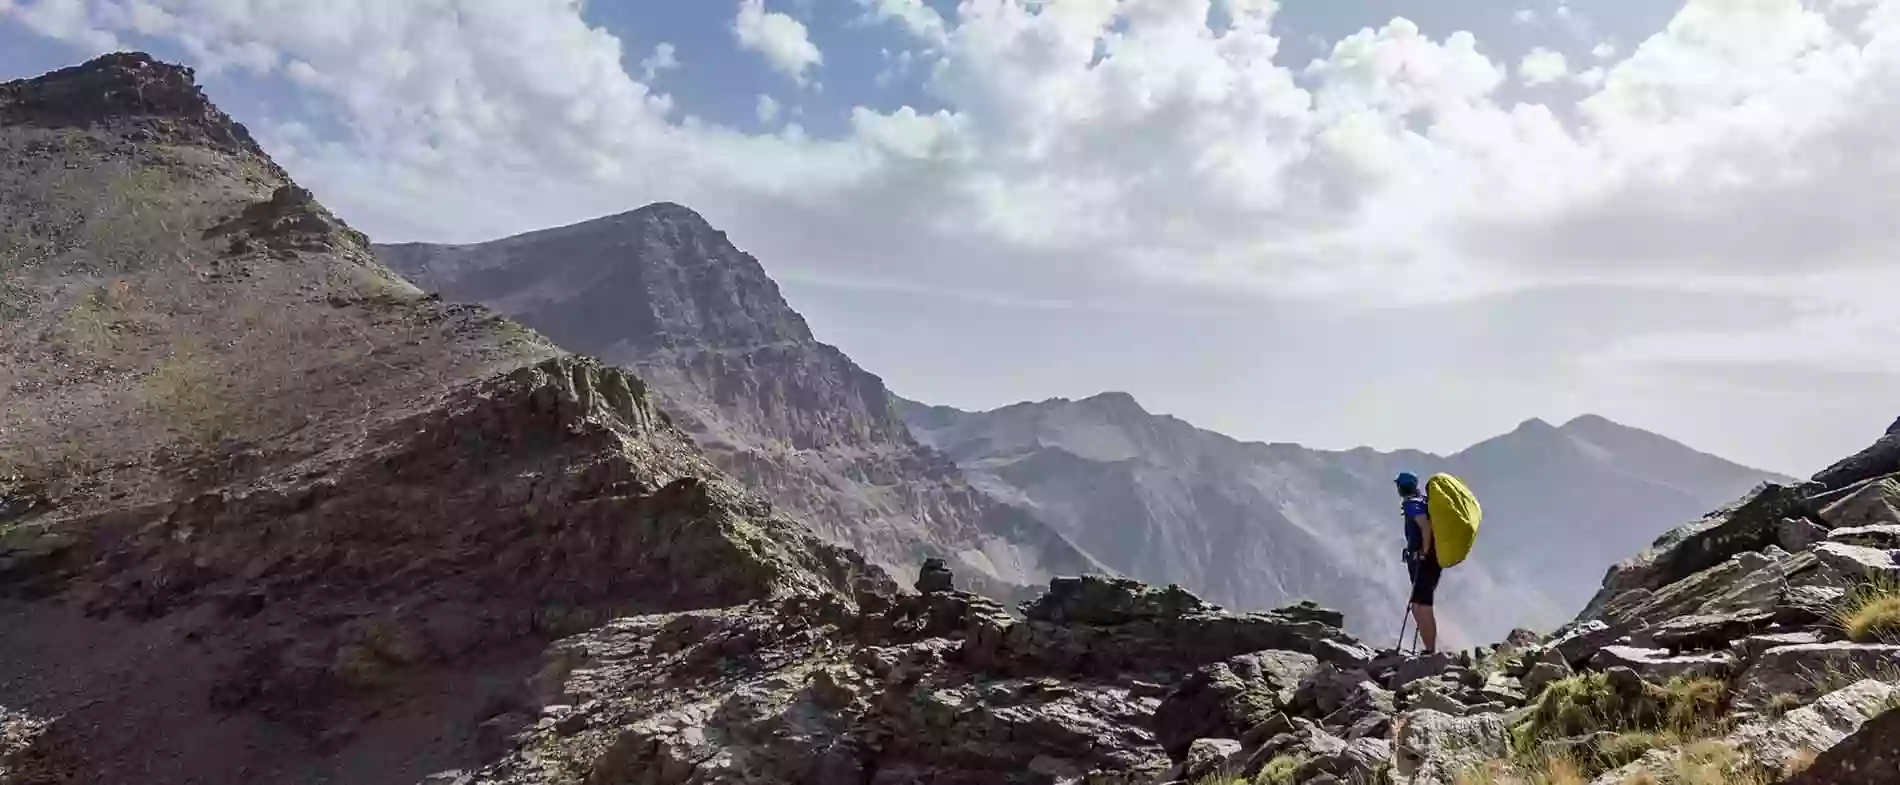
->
xmin=1272 ymin=600 xmax=1346 ymax=629
xmin=1812 ymin=541 xmax=1900 ymax=583
xmin=1590 ymin=646 xmax=1736 ymax=683
xmin=1503 ymin=628 xmax=1542 ymax=650
xmin=1391 ymin=710 xmax=1506 ymax=785
xmin=1731 ymin=679 xmax=1896 ymax=778
xmin=1776 ymin=584 xmax=1845 ymax=627
xmin=1583 ymin=484 xmax=1812 ymax=618
xmin=1409 ymin=688 xmax=1470 ymax=717
xmin=1787 ymin=703 xmax=1900 ymax=785
xmin=1776 ymin=517 xmax=1829 ymax=552
xmin=1478 ymin=674 xmax=1526 ymax=706
xmin=1289 ymin=664 xmax=1395 ymax=732
xmin=997 ymin=576 xmax=1374 ymax=675
xmin=1343 ymin=710 xmax=1394 ymax=741
xmin=1817 ymin=476 xmax=1900 ymax=529
xmin=1296 ymin=737 xmax=1390 ymax=784
xmin=1178 ymin=738 xmax=1244 ymax=782
xmin=1389 ymin=653 xmax=1460 ymax=691
xmin=1153 ymin=650 xmax=1319 ymax=758
xmin=1650 ymin=609 xmax=1777 ymax=652
xmin=1520 ymin=662 xmax=1571 ymax=699
xmin=1735 ymin=642 xmax=1900 ymax=708
xmin=1732 ymin=630 xmax=1826 ymax=665
xmin=914 ymin=558 xmax=955 ymax=594
xmin=1826 ymin=523 xmax=1900 ymax=549
xmin=1548 ymin=620 xmax=1622 ymax=668
xmin=1021 ymin=576 xmax=1212 ymax=625
xmin=1598 ymin=548 xmax=1806 ymax=638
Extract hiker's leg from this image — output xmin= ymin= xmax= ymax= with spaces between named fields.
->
xmin=1415 ymin=603 xmax=1438 ymax=653
xmin=1409 ymin=559 xmax=1443 ymax=653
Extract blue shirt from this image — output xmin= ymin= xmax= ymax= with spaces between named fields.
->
xmin=1402 ymin=494 xmax=1428 ymax=553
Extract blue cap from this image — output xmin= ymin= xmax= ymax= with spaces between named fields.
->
xmin=1395 ymin=471 xmax=1419 ymax=489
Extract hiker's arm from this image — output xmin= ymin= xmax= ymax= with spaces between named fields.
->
xmin=1415 ymin=514 xmax=1434 ymax=555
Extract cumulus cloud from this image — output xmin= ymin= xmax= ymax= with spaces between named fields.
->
xmin=8 ymin=0 xmax=119 ymax=52
xmin=733 ymin=0 xmax=822 ymax=85
xmin=756 ymin=93 xmax=781 ymax=125
xmin=1519 ymin=47 xmax=1570 ymax=84
xmin=856 ymin=0 xmax=947 ymax=44
xmin=640 ymin=42 xmax=679 ymax=81
xmin=6 ymin=0 xmax=1900 ymax=470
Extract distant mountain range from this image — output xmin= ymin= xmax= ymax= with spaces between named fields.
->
xmin=378 ymin=203 xmax=1791 ymax=644
xmin=899 ymin=395 xmax=1792 ymax=643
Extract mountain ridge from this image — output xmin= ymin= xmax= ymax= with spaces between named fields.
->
xmin=377 ymin=202 xmax=1106 ymax=601
xmin=898 ymin=391 xmax=1792 ymax=643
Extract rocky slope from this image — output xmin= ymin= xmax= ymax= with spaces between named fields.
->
xmin=376 ymin=209 xmax=1101 ymax=601
xmin=435 ymin=415 xmax=1900 ymax=785
xmin=0 ymin=53 xmax=887 ymax=785
xmin=899 ymin=395 xmax=1790 ymax=644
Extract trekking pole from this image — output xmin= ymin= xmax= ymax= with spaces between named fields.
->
xmin=1395 ymin=554 xmax=1420 ymax=654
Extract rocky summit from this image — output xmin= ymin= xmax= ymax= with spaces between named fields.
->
xmin=4 ymin=52 xmax=1899 ymax=785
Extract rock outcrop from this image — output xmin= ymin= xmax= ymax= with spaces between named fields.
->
xmin=1787 ymin=704 xmax=1900 ymax=785
xmin=433 ymin=571 xmax=1378 ymax=785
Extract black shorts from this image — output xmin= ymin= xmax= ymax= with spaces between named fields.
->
xmin=1409 ymin=557 xmax=1442 ymax=607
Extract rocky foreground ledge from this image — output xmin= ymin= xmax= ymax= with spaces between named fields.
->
xmin=422 ymin=564 xmax=1381 ymax=785
xmin=417 ymin=416 xmax=1900 ymax=785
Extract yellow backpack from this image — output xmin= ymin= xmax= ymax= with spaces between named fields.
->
xmin=1425 ymin=473 xmax=1483 ymax=568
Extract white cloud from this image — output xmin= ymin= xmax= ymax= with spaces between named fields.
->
xmin=755 ymin=93 xmax=781 ymax=125
xmin=640 ymin=42 xmax=679 ymax=81
xmin=1592 ymin=41 xmax=1617 ymax=59
xmin=1519 ymin=47 xmax=1570 ymax=85
xmin=733 ymin=0 xmax=822 ymax=86
xmin=856 ymin=0 xmax=947 ymax=44
xmin=9 ymin=0 xmax=120 ymax=52
xmin=1513 ymin=9 xmax=1539 ymax=25
xmin=9 ymin=0 xmax=1900 ymax=470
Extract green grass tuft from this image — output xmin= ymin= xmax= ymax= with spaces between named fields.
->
xmin=1254 ymin=753 xmax=1308 ymax=785
xmin=1833 ymin=578 xmax=1900 ymax=644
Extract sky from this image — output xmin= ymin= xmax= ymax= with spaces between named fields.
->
xmin=3 ymin=0 xmax=1898 ymax=477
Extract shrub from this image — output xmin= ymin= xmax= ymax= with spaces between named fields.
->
xmin=1833 ymin=578 xmax=1900 ymax=643
xmin=1255 ymin=753 xmax=1307 ymax=785
xmin=1657 ymin=677 xmax=1728 ymax=733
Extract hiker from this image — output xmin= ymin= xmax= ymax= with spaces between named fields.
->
xmin=1397 ymin=471 xmax=1440 ymax=654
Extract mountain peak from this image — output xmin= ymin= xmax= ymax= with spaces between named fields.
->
xmin=1513 ymin=416 xmax=1557 ymax=434
xmin=628 ymin=201 xmax=714 ymax=227
xmin=0 ymin=51 xmax=270 ymax=162
xmin=1562 ymin=413 xmax=1617 ymax=430
xmin=1078 ymin=391 xmax=1148 ymax=416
